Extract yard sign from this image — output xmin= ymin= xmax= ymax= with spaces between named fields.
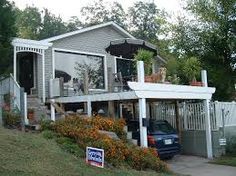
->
xmin=86 ymin=147 xmax=104 ymax=168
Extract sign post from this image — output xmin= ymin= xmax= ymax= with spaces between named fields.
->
xmin=86 ymin=147 xmax=104 ymax=168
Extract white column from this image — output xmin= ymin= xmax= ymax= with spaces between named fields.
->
xmin=42 ymin=50 xmax=46 ymax=103
xmin=201 ymin=70 xmax=213 ymax=159
xmin=52 ymin=48 xmax=55 ymax=79
xmin=13 ymin=46 xmax=17 ymax=80
xmin=24 ymin=93 xmax=29 ymax=125
xmin=137 ymin=61 xmax=148 ymax=147
xmin=119 ymin=103 xmax=123 ymax=118
xmin=139 ymin=98 xmax=148 ymax=147
xmin=87 ymin=101 xmax=92 ymax=117
xmin=137 ymin=61 xmax=145 ymax=83
xmin=50 ymin=99 xmax=55 ymax=121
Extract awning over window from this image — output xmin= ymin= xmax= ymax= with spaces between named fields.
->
xmin=105 ymin=38 xmax=158 ymax=59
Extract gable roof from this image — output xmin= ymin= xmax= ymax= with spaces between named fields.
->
xmin=41 ymin=21 xmax=135 ymax=42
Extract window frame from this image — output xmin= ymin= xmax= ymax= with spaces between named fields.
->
xmin=52 ymin=48 xmax=108 ymax=91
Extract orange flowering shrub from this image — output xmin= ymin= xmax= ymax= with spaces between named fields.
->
xmin=53 ymin=115 xmax=168 ymax=172
xmin=90 ymin=136 xmax=130 ymax=165
xmin=91 ymin=115 xmax=127 ymax=139
xmin=127 ymin=147 xmax=168 ymax=172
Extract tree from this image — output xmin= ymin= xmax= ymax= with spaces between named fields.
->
xmin=15 ymin=6 xmax=41 ymax=39
xmin=66 ymin=16 xmax=82 ymax=32
xmin=0 ymin=0 xmax=16 ymax=75
xmin=39 ymin=9 xmax=68 ymax=39
xmin=81 ymin=0 xmax=126 ymax=28
xmin=169 ymin=0 xmax=236 ymax=100
xmin=128 ymin=1 xmax=159 ymax=41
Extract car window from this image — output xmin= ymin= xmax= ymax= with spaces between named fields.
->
xmin=149 ymin=122 xmax=175 ymax=134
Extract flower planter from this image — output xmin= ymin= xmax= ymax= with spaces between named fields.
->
xmin=27 ymin=109 xmax=34 ymax=120
xmin=145 ymin=76 xmax=153 ymax=83
xmin=190 ymin=81 xmax=203 ymax=86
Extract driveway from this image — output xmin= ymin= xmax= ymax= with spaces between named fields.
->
xmin=167 ymin=155 xmax=236 ymax=176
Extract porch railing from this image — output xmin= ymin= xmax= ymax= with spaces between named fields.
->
xmin=0 ymin=74 xmax=28 ymax=125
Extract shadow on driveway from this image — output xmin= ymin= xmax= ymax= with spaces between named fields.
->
xmin=167 ymin=155 xmax=236 ymax=176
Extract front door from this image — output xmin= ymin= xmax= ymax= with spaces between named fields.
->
xmin=18 ymin=52 xmax=34 ymax=94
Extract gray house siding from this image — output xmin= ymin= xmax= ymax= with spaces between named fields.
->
xmin=41 ymin=26 xmax=129 ymax=99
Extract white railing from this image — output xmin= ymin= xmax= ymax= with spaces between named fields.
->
xmin=212 ymin=101 xmax=236 ymax=127
xmin=154 ymin=103 xmax=176 ymax=128
xmin=152 ymin=101 xmax=236 ymax=131
xmin=0 ymin=74 xmax=22 ymax=112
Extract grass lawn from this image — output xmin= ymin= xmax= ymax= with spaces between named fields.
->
xmin=210 ymin=155 xmax=236 ymax=167
xmin=0 ymin=127 xmax=176 ymax=176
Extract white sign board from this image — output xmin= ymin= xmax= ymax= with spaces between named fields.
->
xmin=86 ymin=147 xmax=104 ymax=168
xmin=219 ymin=138 xmax=226 ymax=146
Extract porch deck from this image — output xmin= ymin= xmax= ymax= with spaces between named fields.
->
xmin=53 ymin=82 xmax=215 ymax=103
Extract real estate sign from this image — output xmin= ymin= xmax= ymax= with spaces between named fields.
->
xmin=86 ymin=147 xmax=104 ymax=168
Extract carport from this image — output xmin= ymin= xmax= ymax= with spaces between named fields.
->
xmin=51 ymin=61 xmax=216 ymax=159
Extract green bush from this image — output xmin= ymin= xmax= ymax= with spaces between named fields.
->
xmin=42 ymin=130 xmax=57 ymax=139
xmin=39 ymin=118 xmax=54 ymax=131
xmin=3 ymin=111 xmax=21 ymax=128
xmin=56 ymin=137 xmax=85 ymax=157
xmin=226 ymin=136 xmax=236 ymax=156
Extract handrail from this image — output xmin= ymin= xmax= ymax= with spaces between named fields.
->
xmin=10 ymin=73 xmax=21 ymax=89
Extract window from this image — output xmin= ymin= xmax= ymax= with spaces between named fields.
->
xmin=55 ymin=50 xmax=105 ymax=89
xmin=116 ymin=58 xmax=136 ymax=78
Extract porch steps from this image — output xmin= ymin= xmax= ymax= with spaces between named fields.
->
xmin=27 ymin=96 xmax=50 ymax=124
xmin=124 ymin=125 xmax=138 ymax=146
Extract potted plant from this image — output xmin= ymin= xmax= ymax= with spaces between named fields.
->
xmin=182 ymin=57 xmax=202 ymax=86
xmin=134 ymin=49 xmax=154 ymax=82
xmin=27 ymin=108 xmax=34 ymax=120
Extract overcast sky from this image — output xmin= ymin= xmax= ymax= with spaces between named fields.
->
xmin=11 ymin=0 xmax=184 ymax=21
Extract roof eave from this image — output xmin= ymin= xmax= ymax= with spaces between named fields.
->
xmin=41 ymin=21 xmax=135 ymax=43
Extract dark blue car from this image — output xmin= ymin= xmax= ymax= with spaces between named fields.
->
xmin=129 ymin=120 xmax=180 ymax=159
xmin=147 ymin=120 xmax=181 ymax=159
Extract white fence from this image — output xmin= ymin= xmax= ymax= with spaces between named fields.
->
xmin=152 ymin=101 xmax=236 ymax=131
xmin=213 ymin=101 xmax=236 ymax=127
xmin=0 ymin=74 xmax=28 ymax=125
xmin=0 ymin=74 xmax=22 ymax=111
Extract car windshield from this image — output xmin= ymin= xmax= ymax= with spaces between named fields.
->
xmin=149 ymin=121 xmax=176 ymax=134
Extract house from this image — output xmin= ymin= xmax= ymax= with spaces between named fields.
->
xmin=12 ymin=22 xmax=164 ymax=103
xmin=11 ymin=21 xmax=217 ymax=159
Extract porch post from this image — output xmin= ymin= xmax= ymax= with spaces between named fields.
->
xmin=139 ymin=98 xmax=148 ymax=147
xmin=42 ymin=50 xmax=46 ymax=103
xmin=24 ymin=93 xmax=29 ymax=125
xmin=0 ymin=95 xmax=3 ymax=126
xmin=87 ymin=100 xmax=92 ymax=117
xmin=13 ymin=46 xmax=17 ymax=80
xmin=201 ymin=70 xmax=213 ymax=159
xmin=50 ymin=99 xmax=55 ymax=121
xmin=137 ymin=61 xmax=148 ymax=147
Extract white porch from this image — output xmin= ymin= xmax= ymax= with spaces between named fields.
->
xmin=11 ymin=38 xmax=52 ymax=103
xmin=50 ymin=61 xmax=216 ymax=159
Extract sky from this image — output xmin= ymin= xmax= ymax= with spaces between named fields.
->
xmin=10 ymin=0 xmax=184 ymax=21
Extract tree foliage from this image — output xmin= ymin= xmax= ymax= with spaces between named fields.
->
xmin=67 ymin=16 xmax=82 ymax=32
xmin=0 ymin=0 xmax=16 ymax=75
xmin=15 ymin=6 xmax=41 ymax=39
xmin=128 ymin=1 xmax=159 ymax=41
xmin=39 ymin=9 xmax=68 ymax=39
xmin=170 ymin=0 xmax=236 ymax=100
xmin=15 ymin=7 xmax=83 ymax=40
xmin=81 ymin=0 xmax=126 ymax=28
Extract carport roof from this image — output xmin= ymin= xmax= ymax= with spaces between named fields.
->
xmin=54 ymin=82 xmax=215 ymax=103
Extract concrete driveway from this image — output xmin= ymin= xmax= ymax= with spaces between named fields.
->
xmin=167 ymin=155 xmax=236 ymax=176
